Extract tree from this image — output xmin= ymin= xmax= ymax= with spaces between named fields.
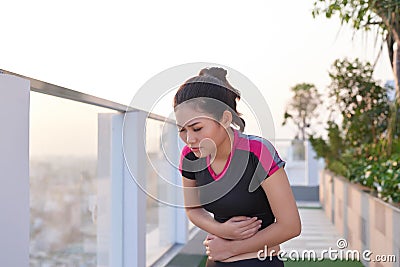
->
xmin=309 ymin=121 xmax=347 ymax=176
xmin=312 ymin=0 xmax=400 ymax=155
xmin=309 ymin=58 xmax=392 ymax=177
xmin=328 ymin=58 xmax=390 ymax=150
xmin=282 ymin=83 xmax=322 ymax=140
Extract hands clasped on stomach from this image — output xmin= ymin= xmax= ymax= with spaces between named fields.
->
xmin=202 ymin=216 xmax=279 ymax=262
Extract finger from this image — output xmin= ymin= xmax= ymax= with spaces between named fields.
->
xmin=242 ymin=218 xmax=262 ymax=229
xmin=229 ymin=216 xmax=251 ymax=222
xmin=241 ymin=227 xmax=260 ymax=238
xmin=208 ymin=234 xmax=216 ymax=239
xmin=204 ymin=235 xmax=213 ymax=241
xmin=240 ymin=226 xmax=261 ymax=238
xmin=236 ymin=217 xmax=259 ymax=228
xmin=240 ymin=219 xmax=262 ymax=231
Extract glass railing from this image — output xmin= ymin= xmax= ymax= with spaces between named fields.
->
xmin=29 ymin=91 xmax=117 ymax=267
xmin=145 ymin=118 xmax=177 ymax=266
xmin=2 ymin=69 xmax=325 ymax=267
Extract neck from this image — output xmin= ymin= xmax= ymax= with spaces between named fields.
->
xmin=212 ymin=127 xmax=234 ymax=161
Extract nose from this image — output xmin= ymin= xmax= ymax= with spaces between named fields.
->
xmin=186 ymin=131 xmax=196 ymax=145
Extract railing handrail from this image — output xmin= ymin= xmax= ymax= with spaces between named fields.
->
xmin=0 ymin=69 xmax=176 ymax=124
xmin=0 ymin=70 xmax=324 ymax=135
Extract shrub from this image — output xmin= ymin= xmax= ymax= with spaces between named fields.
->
xmin=309 ymin=58 xmax=399 ymax=205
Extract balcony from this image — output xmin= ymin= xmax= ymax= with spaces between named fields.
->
xmin=1 ymin=71 xmax=358 ymax=267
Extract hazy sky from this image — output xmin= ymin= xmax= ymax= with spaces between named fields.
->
xmin=1 ymin=0 xmax=393 ymax=156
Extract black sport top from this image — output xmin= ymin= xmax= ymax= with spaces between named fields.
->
xmin=179 ymin=128 xmax=286 ymax=230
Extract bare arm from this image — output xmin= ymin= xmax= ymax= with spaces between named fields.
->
xmin=182 ymin=176 xmax=261 ymax=240
xmin=205 ymin=168 xmax=301 ymax=260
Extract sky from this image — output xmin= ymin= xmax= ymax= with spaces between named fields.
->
xmin=0 ymin=0 xmax=394 ymax=156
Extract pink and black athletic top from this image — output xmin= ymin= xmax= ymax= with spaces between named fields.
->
xmin=179 ymin=128 xmax=285 ymax=230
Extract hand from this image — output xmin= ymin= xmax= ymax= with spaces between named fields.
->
xmin=219 ymin=216 xmax=262 ymax=240
xmin=203 ymin=234 xmax=234 ymax=261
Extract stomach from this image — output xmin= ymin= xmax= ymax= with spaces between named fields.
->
xmin=221 ymin=244 xmax=280 ymax=262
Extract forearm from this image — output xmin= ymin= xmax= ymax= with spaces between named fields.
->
xmin=230 ymin=221 xmax=300 ymax=256
xmin=186 ymin=208 xmax=222 ymax=236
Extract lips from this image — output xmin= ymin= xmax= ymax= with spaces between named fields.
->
xmin=190 ymin=147 xmax=200 ymax=152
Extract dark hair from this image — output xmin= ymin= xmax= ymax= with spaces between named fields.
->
xmin=173 ymin=67 xmax=246 ymax=132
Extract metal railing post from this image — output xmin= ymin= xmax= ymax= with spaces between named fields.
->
xmin=122 ymin=111 xmax=147 ymax=267
xmin=0 ymin=74 xmax=30 ymax=267
xmin=97 ymin=113 xmax=124 ymax=267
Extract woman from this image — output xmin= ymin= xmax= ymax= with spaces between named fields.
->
xmin=174 ymin=67 xmax=301 ymax=266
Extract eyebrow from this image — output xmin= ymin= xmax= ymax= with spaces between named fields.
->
xmin=177 ymin=122 xmax=201 ymax=129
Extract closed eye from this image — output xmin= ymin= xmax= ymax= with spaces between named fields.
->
xmin=193 ymin=128 xmax=202 ymax=132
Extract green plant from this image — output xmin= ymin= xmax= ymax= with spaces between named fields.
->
xmin=309 ymin=58 xmax=400 ymax=204
xmin=376 ymin=155 xmax=400 ymax=203
xmin=343 ymin=141 xmax=400 ymax=203
xmin=309 ymin=121 xmax=345 ymax=165
xmin=312 ymin=0 xmax=400 ymax=155
xmin=328 ymin=58 xmax=390 ymax=148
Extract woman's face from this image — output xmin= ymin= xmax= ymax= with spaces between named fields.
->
xmin=175 ymin=104 xmax=228 ymax=158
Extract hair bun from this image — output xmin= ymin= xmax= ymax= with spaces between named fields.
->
xmin=199 ymin=67 xmax=228 ymax=82
xmin=198 ymin=67 xmax=241 ymax=98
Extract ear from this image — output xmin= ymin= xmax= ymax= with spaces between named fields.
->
xmin=221 ymin=110 xmax=233 ymax=128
